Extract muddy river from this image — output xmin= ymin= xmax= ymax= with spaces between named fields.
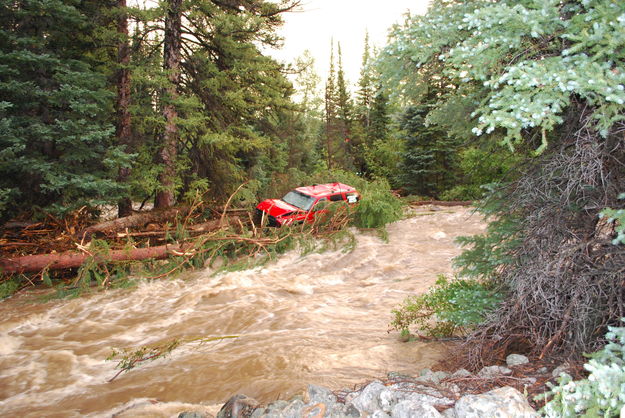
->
xmin=0 ymin=207 xmax=484 ymax=417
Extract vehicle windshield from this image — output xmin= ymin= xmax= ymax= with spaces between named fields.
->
xmin=282 ymin=190 xmax=315 ymax=211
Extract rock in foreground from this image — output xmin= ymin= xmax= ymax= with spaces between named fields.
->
xmin=207 ymin=366 xmax=537 ymax=418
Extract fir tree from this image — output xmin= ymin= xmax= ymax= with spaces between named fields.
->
xmin=124 ymin=0 xmax=298 ymax=201
xmin=334 ymin=42 xmax=354 ymax=170
xmin=356 ymin=31 xmax=374 ymax=129
xmin=154 ymin=0 xmax=182 ymax=209
xmin=0 ymin=0 xmax=128 ymax=220
xmin=324 ymin=40 xmax=339 ymax=170
xmin=115 ymin=0 xmax=134 ymax=217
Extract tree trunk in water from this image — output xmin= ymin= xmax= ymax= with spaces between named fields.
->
xmin=116 ymin=0 xmax=134 ymax=218
xmin=0 ymin=244 xmax=190 ymax=274
xmin=155 ymin=0 xmax=183 ymax=209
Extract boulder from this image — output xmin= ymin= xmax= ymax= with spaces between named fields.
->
xmin=387 ymin=371 xmax=412 ymax=381
xmin=551 ymin=364 xmax=569 ymax=378
xmin=280 ymin=399 xmax=305 ymax=418
xmin=453 ymin=386 xmax=537 ymax=418
xmin=477 ymin=365 xmax=512 ymax=378
xmin=378 ymin=386 xmax=453 ymax=413
xmin=506 ymin=354 xmax=529 ymax=367
xmin=417 ymin=370 xmax=450 ymax=384
xmin=349 ymin=380 xmax=386 ymax=413
xmin=301 ymin=403 xmax=326 ymax=418
xmin=251 ymin=399 xmax=289 ymax=417
xmin=391 ymin=400 xmax=443 ymax=418
xmin=216 ymin=394 xmax=259 ymax=418
xmin=307 ymin=384 xmax=337 ymax=405
xmin=327 ymin=403 xmax=360 ymax=418
xmin=450 ymin=369 xmax=472 ymax=379
xmin=178 ymin=413 xmax=208 ymax=418
xmin=441 ymin=408 xmax=457 ymax=418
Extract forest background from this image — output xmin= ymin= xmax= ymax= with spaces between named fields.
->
xmin=1 ymin=0 xmax=624 ymax=392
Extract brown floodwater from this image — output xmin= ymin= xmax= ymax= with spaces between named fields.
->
xmin=0 ymin=207 xmax=485 ymax=417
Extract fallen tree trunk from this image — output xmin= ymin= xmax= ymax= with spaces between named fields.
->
xmin=77 ymin=206 xmax=189 ymax=240
xmin=115 ymin=219 xmax=223 ymax=239
xmin=0 ymin=243 xmax=190 ymax=274
xmin=410 ymin=200 xmax=473 ymax=207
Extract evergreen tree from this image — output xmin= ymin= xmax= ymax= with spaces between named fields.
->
xmin=362 ymin=85 xmax=403 ymax=184
xmin=356 ymin=31 xmax=373 ymax=130
xmin=154 ymin=0 xmax=182 ymax=209
xmin=324 ymin=40 xmax=339 ymax=170
xmin=291 ymin=50 xmax=324 ymax=172
xmin=368 ymin=87 xmax=390 ymax=144
xmin=334 ymin=42 xmax=354 ymax=170
xmin=350 ymin=33 xmax=374 ymax=175
xmin=397 ymin=106 xmax=437 ymax=195
xmin=115 ymin=0 xmax=134 ymax=217
xmin=0 ymin=0 xmax=128 ymax=220
xmin=122 ymin=0 xmax=298 ymax=201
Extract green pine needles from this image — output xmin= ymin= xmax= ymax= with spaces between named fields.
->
xmin=0 ymin=1 xmax=129 ymax=221
xmin=540 ymin=321 xmax=625 ymax=417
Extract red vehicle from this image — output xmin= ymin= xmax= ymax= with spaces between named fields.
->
xmin=255 ymin=182 xmax=360 ymax=227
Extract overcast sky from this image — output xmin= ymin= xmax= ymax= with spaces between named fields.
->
xmin=268 ymin=0 xmax=431 ymax=87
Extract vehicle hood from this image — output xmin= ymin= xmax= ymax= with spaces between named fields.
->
xmin=256 ymin=199 xmax=300 ymax=217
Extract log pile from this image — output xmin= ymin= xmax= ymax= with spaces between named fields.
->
xmin=0 ymin=203 xmax=253 ymax=278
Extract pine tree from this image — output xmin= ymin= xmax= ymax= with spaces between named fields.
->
xmin=324 ymin=40 xmax=339 ymax=170
xmin=0 ymin=0 xmax=128 ymax=220
xmin=356 ymin=31 xmax=373 ymax=129
xmin=292 ymin=50 xmax=324 ymax=172
xmin=154 ymin=0 xmax=182 ymax=209
xmin=115 ymin=0 xmax=134 ymax=217
xmin=334 ymin=42 xmax=354 ymax=170
xmin=123 ymin=0 xmax=298 ymax=201
xmin=369 ymin=87 xmax=390 ymax=144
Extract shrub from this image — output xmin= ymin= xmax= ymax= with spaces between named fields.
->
xmin=540 ymin=321 xmax=625 ymax=417
xmin=389 ymin=275 xmax=504 ymax=338
xmin=0 ymin=277 xmax=20 ymax=299
xmin=439 ymin=185 xmax=484 ymax=201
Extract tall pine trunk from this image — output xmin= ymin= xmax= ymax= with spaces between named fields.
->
xmin=116 ymin=0 xmax=133 ymax=217
xmin=155 ymin=0 xmax=182 ymax=209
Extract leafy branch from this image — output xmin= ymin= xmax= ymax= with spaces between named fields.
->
xmin=106 ymin=335 xmax=238 ymax=382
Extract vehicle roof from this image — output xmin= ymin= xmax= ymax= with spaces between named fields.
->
xmin=294 ymin=182 xmax=357 ymax=198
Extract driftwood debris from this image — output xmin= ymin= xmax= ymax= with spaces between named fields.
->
xmin=0 ymin=232 xmax=285 ymax=274
xmin=77 ymin=206 xmax=189 ymax=240
xmin=114 ymin=218 xmax=233 ymax=239
xmin=0 ymin=243 xmax=192 ymax=274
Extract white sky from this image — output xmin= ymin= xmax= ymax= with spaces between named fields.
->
xmin=269 ymin=0 xmax=431 ymax=87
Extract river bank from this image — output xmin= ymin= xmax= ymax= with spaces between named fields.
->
xmin=0 ymin=206 xmax=486 ymax=416
xmin=109 ymin=352 xmax=574 ymax=417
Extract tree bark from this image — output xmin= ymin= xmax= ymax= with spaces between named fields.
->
xmin=77 ymin=206 xmax=188 ymax=240
xmin=155 ymin=0 xmax=183 ymax=209
xmin=0 ymin=244 xmax=190 ymax=274
xmin=116 ymin=0 xmax=134 ymax=218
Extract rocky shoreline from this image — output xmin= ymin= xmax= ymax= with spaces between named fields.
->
xmin=173 ymin=354 xmax=565 ymax=418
